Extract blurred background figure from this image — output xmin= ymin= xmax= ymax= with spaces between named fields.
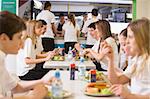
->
xmin=80 ymin=12 xmax=88 ymax=31
xmin=56 ymin=13 xmax=65 ymax=37
xmin=118 ymin=28 xmax=128 ymax=70
xmin=62 ymin=13 xmax=80 ymax=53
xmin=38 ymin=19 xmax=47 ymax=35
xmin=36 ymin=1 xmax=56 ymax=52
xmin=82 ymin=8 xmax=99 ymax=48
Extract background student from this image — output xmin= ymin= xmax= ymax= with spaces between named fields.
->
xmin=82 ymin=8 xmax=99 ymax=48
xmin=84 ymin=20 xmax=119 ymax=71
xmin=36 ymin=1 xmax=56 ymax=52
xmin=62 ymin=13 xmax=80 ymax=53
xmin=17 ymin=20 xmax=56 ymax=80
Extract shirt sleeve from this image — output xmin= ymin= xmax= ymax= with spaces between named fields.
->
xmin=0 ymin=65 xmax=18 ymax=92
xmin=62 ymin=23 xmax=67 ymax=30
xmin=51 ymin=13 xmax=56 ymax=23
xmin=123 ymin=63 xmax=133 ymax=78
xmin=100 ymin=38 xmax=119 ymax=70
xmin=81 ymin=20 xmax=88 ymax=33
xmin=24 ymin=38 xmax=32 ymax=58
xmin=76 ymin=23 xmax=80 ymax=31
xmin=106 ymin=37 xmax=119 ymax=67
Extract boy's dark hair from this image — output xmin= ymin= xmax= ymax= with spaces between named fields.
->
xmin=0 ymin=11 xmax=26 ymax=40
xmin=92 ymin=8 xmax=98 ymax=16
xmin=44 ymin=1 xmax=51 ymax=10
xmin=38 ymin=19 xmax=47 ymax=25
xmin=88 ymin=22 xmax=96 ymax=30
xmin=59 ymin=13 xmax=64 ymax=18
xmin=120 ymin=28 xmax=127 ymax=37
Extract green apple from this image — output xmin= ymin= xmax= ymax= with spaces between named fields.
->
xmin=53 ymin=56 xmax=59 ymax=60
xmin=100 ymin=88 xmax=112 ymax=95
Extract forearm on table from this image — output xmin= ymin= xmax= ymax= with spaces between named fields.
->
xmin=18 ymin=80 xmax=43 ymax=90
xmin=36 ymin=52 xmax=49 ymax=58
xmin=25 ymin=58 xmax=47 ymax=65
xmin=125 ymin=93 xmax=150 ymax=99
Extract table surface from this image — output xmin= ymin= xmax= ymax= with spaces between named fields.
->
xmin=43 ymin=59 xmax=96 ymax=70
xmin=48 ymin=71 xmax=120 ymax=99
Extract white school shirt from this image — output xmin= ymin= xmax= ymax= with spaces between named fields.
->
xmin=36 ymin=10 xmax=56 ymax=38
xmin=5 ymin=54 xmax=21 ymax=81
xmin=0 ymin=50 xmax=18 ymax=97
xmin=91 ymin=38 xmax=100 ymax=52
xmin=119 ymin=51 xmax=128 ymax=70
xmin=82 ymin=18 xmax=98 ymax=45
xmin=63 ymin=21 xmax=80 ymax=42
xmin=17 ymin=37 xmax=43 ymax=76
xmin=100 ymin=37 xmax=119 ymax=70
xmin=123 ymin=56 xmax=150 ymax=95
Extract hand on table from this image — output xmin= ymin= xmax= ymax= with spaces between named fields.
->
xmin=109 ymin=84 xmax=130 ymax=98
xmin=28 ymin=83 xmax=48 ymax=99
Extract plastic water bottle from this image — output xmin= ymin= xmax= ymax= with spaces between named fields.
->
xmin=51 ymin=69 xmax=63 ymax=99
xmin=78 ymin=57 xmax=86 ymax=80
xmin=67 ymin=47 xmax=73 ymax=61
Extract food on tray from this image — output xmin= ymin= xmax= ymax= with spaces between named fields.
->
xmin=86 ymin=87 xmax=99 ymax=93
xmin=52 ymin=55 xmax=65 ymax=61
xmin=85 ymin=82 xmax=112 ymax=95
xmin=100 ymin=88 xmax=112 ymax=95
xmin=85 ymin=70 xmax=105 ymax=82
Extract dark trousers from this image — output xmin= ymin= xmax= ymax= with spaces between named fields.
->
xmin=42 ymin=37 xmax=54 ymax=52
xmin=86 ymin=44 xmax=94 ymax=48
xmin=19 ymin=62 xmax=50 ymax=80
xmin=64 ymin=42 xmax=77 ymax=54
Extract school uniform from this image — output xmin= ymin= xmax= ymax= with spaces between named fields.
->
xmin=82 ymin=18 xmax=98 ymax=48
xmin=100 ymin=37 xmax=119 ymax=70
xmin=36 ymin=10 xmax=56 ymax=52
xmin=17 ymin=37 xmax=48 ymax=80
xmin=0 ymin=50 xmax=18 ymax=97
xmin=123 ymin=56 xmax=150 ymax=95
xmin=63 ymin=21 xmax=80 ymax=53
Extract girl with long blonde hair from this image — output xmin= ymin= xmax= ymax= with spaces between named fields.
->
xmin=102 ymin=18 xmax=150 ymax=98
xmin=17 ymin=20 xmax=56 ymax=80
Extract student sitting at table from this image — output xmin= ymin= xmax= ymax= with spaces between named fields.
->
xmin=118 ymin=28 xmax=129 ymax=70
xmin=75 ymin=22 xmax=105 ymax=71
xmin=83 ymin=20 xmax=119 ymax=71
xmin=0 ymin=11 xmax=48 ymax=99
xmin=101 ymin=18 xmax=150 ymax=98
xmin=17 ymin=20 xmax=57 ymax=80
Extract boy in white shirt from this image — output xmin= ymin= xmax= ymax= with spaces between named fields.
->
xmin=0 ymin=11 xmax=48 ymax=99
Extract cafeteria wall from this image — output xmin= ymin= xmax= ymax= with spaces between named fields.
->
xmin=136 ymin=0 xmax=150 ymax=19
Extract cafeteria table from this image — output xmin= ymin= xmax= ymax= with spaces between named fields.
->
xmin=43 ymin=59 xmax=96 ymax=70
xmin=47 ymin=70 xmax=120 ymax=99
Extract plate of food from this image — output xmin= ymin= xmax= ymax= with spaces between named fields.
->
xmin=52 ymin=55 xmax=65 ymax=61
xmin=47 ymin=90 xmax=72 ymax=98
xmin=84 ymin=82 xmax=113 ymax=97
